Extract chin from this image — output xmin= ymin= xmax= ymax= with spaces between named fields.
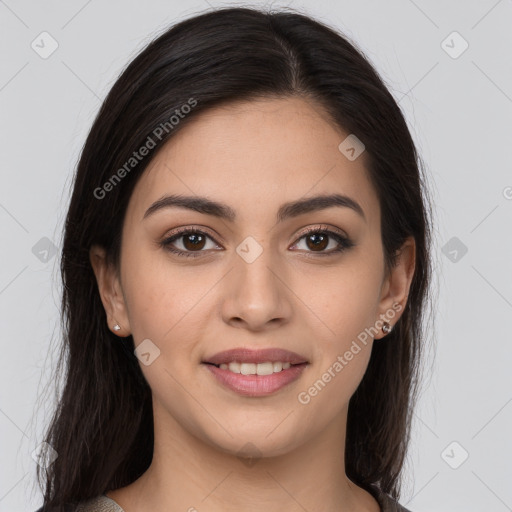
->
xmin=198 ymin=424 xmax=303 ymax=460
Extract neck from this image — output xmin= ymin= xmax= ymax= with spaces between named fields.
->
xmin=108 ymin=398 xmax=379 ymax=512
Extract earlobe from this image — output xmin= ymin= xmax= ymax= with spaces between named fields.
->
xmin=375 ymin=236 xmax=416 ymax=340
xmin=89 ymin=244 xmax=131 ymax=336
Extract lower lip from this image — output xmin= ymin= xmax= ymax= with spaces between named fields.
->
xmin=202 ymin=363 xmax=308 ymax=397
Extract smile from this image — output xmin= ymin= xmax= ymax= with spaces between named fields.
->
xmin=202 ymin=361 xmax=309 ymax=396
xmin=212 ymin=361 xmax=293 ymax=375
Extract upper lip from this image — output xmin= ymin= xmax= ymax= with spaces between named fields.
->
xmin=203 ymin=348 xmax=309 ymax=366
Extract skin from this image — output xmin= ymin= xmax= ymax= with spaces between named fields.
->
xmin=90 ymin=96 xmax=415 ymax=512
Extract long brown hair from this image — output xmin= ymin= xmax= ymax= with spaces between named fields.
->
xmin=37 ymin=6 xmax=434 ymax=510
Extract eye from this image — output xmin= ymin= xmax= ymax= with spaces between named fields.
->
xmin=290 ymin=225 xmax=354 ymax=256
xmin=160 ymin=225 xmax=354 ymax=259
xmin=160 ymin=228 xmax=222 ymax=258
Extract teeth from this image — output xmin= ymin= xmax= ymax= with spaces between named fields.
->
xmin=217 ymin=361 xmax=293 ymax=374
xmin=241 ymin=363 xmax=256 ymax=375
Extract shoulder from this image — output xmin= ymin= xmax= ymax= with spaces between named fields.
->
xmin=34 ymin=495 xmax=124 ymax=512
xmin=368 ymin=484 xmax=413 ymax=512
xmin=34 ymin=507 xmax=75 ymax=512
xmin=34 ymin=506 xmax=75 ymax=512
xmin=378 ymin=493 xmax=413 ymax=512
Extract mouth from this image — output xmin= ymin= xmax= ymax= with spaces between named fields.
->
xmin=201 ymin=347 xmax=309 ymax=396
xmin=202 ymin=347 xmax=309 ymax=369
xmin=202 ymin=360 xmax=308 ymax=374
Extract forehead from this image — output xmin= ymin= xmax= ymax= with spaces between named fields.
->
xmin=125 ymin=96 xmax=380 ymax=227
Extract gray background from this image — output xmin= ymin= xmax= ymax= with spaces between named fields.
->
xmin=1 ymin=1 xmax=511 ymax=511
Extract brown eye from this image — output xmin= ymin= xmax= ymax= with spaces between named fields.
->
xmin=182 ymin=232 xmax=207 ymax=251
xmin=304 ymin=232 xmax=329 ymax=251
xmin=160 ymin=228 xmax=221 ymax=258
xmin=291 ymin=227 xmax=355 ymax=255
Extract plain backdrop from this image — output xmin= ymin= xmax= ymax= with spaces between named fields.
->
xmin=1 ymin=1 xmax=511 ymax=511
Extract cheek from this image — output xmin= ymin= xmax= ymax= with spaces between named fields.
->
xmin=120 ymin=253 xmax=210 ymax=404
xmin=298 ymin=256 xmax=382 ymax=400
xmin=304 ymin=262 xmax=382 ymax=340
xmin=297 ymin=277 xmax=378 ymax=415
xmin=121 ymin=247 xmax=205 ymax=346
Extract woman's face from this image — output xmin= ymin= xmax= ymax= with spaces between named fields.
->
xmin=91 ymin=96 xmax=414 ymax=458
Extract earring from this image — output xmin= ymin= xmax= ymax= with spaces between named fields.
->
xmin=382 ymin=322 xmax=392 ymax=335
xmin=113 ymin=324 xmax=121 ymax=332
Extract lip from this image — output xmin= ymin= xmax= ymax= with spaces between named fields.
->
xmin=201 ymin=347 xmax=309 ymax=397
xmin=202 ymin=347 xmax=308 ymax=366
xmin=203 ymin=362 xmax=309 ymax=397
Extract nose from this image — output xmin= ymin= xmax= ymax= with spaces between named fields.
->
xmin=220 ymin=246 xmax=293 ymax=332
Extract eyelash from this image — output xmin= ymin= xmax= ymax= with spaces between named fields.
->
xmin=160 ymin=225 xmax=355 ymax=259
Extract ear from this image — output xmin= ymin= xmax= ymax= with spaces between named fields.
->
xmin=89 ymin=244 xmax=131 ymax=337
xmin=374 ymin=236 xmax=416 ymax=340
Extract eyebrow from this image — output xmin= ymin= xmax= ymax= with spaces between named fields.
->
xmin=143 ymin=193 xmax=366 ymax=223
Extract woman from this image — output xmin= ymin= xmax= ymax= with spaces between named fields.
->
xmin=35 ymin=6 xmax=433 ymax=512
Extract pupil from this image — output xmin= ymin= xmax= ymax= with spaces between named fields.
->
xmin=307 ymin=233 xmax=328 ymax=251
xmin=184 ymin=233 xmax=205 ymax=250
